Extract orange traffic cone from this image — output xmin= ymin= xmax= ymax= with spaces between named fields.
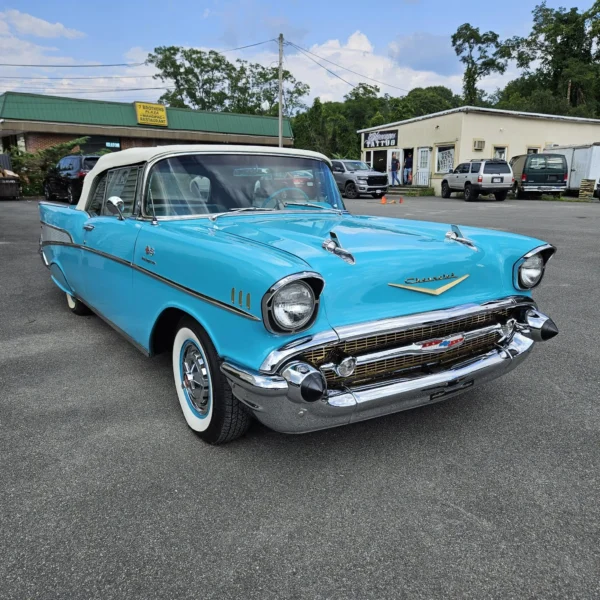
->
xmin=399 ymin=196 xmax=404 ymax=204
xmin=380 ymin=195 xmax=387 ymax=205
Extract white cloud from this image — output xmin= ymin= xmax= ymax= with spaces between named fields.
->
xmin=202 ymin=8 xmax=211 ymax=19
xmin=1 ymin=9 xmax=85 ymax=39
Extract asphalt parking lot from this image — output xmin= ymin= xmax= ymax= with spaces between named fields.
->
xmin=1 ymin=196 xmax=598 ymax=599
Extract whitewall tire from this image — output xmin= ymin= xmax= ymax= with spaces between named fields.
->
xmin=66 ymin=292 xmax=91 ymax=316
xmin=172 ymin=318 xmax=251 ymax=444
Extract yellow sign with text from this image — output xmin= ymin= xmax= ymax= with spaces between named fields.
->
xmin=134 ymin=102 xmax=168 ymax=127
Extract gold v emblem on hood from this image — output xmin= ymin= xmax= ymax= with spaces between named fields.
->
xmin=389 ymin=274 xmax=470 ymax=296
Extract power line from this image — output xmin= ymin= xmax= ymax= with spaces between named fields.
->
xmin=286 ymin=42 xmax=356 ymax=88
xmin=0 ymin=75 xmax=156 ymax=80
xmin=0 ymin=40 xmax=276 ymax=69
xmin=286 ymin=40 xmax=411 ymax=93
xmin=5 ymin=86 xmax=174 ymax=94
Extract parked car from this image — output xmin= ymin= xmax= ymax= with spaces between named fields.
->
xmin=39 ymin=145 xmax=558 ymax=444
xmin=44 ymin=154 xmax=100 ymax=204
xmin=541 ymin=143 xmax=600 ymax=195
xmin=441 ymin=159 xmax=513 ymax=201
xmin=331 ymin=159 xmax=388 ymax=199
xmin=510 ymin=153 xmax=569 ymax=198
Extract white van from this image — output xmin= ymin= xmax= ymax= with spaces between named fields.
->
xmin=544 ymin=143 xmax=600 ymax=195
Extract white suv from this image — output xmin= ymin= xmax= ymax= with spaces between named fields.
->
xmin=441 ymin=159 xmax=514 ymax=202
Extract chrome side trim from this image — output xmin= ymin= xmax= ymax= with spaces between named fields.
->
xmin=40 ymin=240 xmax=259 ymax=321
xmin=132 ymin=263 xmax=261 ymax=321
xmin=259 ymin=296 xmax=535 ymax=374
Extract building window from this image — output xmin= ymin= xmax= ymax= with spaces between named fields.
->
xmin=494 ymin=146 xmax=507 ymax=160
xmin=436 ymin=145 xmax=455 ymax=173
xmin=365 ymin=151 xmax=372 ymax=166
xmin=527 ymin=147 xmax=539 ymax=154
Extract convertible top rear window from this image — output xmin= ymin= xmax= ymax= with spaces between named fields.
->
xmin=144 ymin=154 xmax=344 ymax=218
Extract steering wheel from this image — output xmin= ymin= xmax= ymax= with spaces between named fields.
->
xmin=261 ymin=187 xmax=310 ymax=209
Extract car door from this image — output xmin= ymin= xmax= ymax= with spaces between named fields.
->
xmin=81 ymin=166 xmax=144 ymax=332
xmin=448 ymin=164 xmax=465 ymax=189
xmin=51 ymin=158 xmax=69 ymax=197
xmin=331 ymin=161 xmax=345 ymax=191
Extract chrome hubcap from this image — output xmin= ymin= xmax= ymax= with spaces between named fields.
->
xmin=181 ymin=341 xmax=211 ymax=415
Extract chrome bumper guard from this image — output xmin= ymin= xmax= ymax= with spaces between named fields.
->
xmin=221 ymin=304 xmax=557 ymax=434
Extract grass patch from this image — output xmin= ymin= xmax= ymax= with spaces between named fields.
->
xmin=398 ymin=187 xmax=435 ymax=197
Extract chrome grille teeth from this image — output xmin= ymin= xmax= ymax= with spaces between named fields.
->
xmin=300 ymin=309 xmax=511 ymax=387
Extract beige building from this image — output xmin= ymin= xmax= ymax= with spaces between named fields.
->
xmin=358 ymin=106 xmax=600 ymax=195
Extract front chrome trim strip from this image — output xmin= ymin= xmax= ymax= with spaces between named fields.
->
xmin=259 ymin=296 xmax=535 ymax=374
xmin=40 ymin=240 xmax=259 ymax=321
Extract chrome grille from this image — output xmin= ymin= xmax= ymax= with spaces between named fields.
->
xmin=299 ymin=308 xmax=513 ymax=387
xmin=325 ymin=331 xmax=500 ymax=386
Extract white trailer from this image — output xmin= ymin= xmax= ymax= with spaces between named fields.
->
xmin=544 ymin=142 xmax=600 ymax=193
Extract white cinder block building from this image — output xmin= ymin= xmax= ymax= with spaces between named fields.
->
xmin=358 ymin=106 xmax=600 ymax=195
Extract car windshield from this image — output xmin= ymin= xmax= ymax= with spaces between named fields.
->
xmin=343 ymin=161 xmax=369 ymax=171
xmin=145 ymin=154 xmax=345 ymax=218
xmin=528 ymin=155 xmax=566 ymax=171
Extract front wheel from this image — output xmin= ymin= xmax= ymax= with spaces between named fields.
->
xmin=44 ymin=183 xmax=55 ymax=202
xmin=172 ymin=318 xmax=251 ymax=444
xmin=66 ymin=184 xmax=76 ymax=205
xmin=344 ymin=182 xmax=358 ymax=199
xmin=441 ymin=181 xmax=451 ymax=198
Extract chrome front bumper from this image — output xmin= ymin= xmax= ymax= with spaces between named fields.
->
xmin=221 ymin=305 xmax=557 ymax=434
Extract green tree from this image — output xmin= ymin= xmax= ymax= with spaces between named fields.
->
xmin=9 ymin=137 xmax=89 ymax=196
xmin=451 ymin=23 xmax=507 ymax=105
xmin=147 ymin=46 xmax=309 ymax=116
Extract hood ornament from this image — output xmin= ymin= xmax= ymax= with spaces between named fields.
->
xmin=445 ymin=224 xmax=476 ymax=249
xmin=389 ymin=273 xmax=469 ymax=296
xmin=322 ymin=231 xmax=355 ymax=265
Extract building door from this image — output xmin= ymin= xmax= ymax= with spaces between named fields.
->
xmin=373 ymin=150 xmax=387 ymax=173
xmin=414 ymin=147 xmax=431 ymax=186
xmin=570 ymin=148 xmax=588 ymax=190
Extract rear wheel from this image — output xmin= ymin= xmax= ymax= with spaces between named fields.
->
xmin=344 ymin=182 xmax=358 ymax=199
xmin=172 ymin=317 xmax=251 ymax=444
xmin=441 ymin=181 xmax=451 ymax=198
xmin=513 ymin=183 xmax=524 ymax=199
xmin=66 ymin=293 xmax=91 ymax=316
xmin=494 ymin=190 xmax=507 ymax=201
xmin=464 ymin=184 xmax=478 ymax=202
xmin=66 ymin=184 xmax=76 ymax=205
xmin=43 ymin=183 xmax=55 ymax=202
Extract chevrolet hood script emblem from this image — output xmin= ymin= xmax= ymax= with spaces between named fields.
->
xmin=388 ymin=273 xmax=469 ymax=296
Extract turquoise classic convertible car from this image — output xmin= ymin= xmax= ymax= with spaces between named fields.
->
xmin=39 ymin=146 xmax=558 ymax=444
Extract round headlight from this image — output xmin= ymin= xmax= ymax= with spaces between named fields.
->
xmin=519 ymin=254 xmax=544 ymax=288
xmin=272 ymin=281 xmax=315 ymax=330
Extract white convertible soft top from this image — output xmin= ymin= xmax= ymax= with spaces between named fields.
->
xmin=76 ymin=144 xmax=331 ymax=211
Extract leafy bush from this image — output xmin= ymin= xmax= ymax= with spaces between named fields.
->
xmin=9 ymin=137 xmax=89 ymax=196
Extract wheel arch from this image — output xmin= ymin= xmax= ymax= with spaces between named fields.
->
xmin=149 ymin=306 xmax=217 ymax=357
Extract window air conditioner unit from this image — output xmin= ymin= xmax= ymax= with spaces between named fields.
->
xmin=473 ymin=139 xmax=485 ymax=151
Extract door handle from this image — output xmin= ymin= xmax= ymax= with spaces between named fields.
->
xmin=83 ymin=224 xmax=95 ymax=231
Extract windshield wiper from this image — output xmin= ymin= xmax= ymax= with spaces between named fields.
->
xmin=208 ymin=207 xmax=273 ymax=222
xmin=283 ymin=202 xmax=341 ymax=212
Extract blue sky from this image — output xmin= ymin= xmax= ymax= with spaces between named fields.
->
xmin=0 ymin=0 xmax=588 ymax=104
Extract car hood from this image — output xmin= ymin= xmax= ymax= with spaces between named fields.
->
xmin=216 ymin=213 xmax=536 ymax=328
xmin=349 ymin=170 xmax=386 ymax=177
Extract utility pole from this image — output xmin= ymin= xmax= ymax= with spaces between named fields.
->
xmin=278 ymin=33 xmax=283 ymax=148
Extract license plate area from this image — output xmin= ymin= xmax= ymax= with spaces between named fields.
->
xmin=430 ymin=379 xmax=474 ymax=401
xmin=492 ymin=177 xmax=503 ymax=183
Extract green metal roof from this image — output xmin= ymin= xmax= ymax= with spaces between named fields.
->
xmin=0 ymin=92 xmax=293 ymax=138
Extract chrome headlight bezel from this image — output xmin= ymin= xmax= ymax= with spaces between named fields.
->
xmin=513 ymin=244 xmax=556 ymax=290
xmin=262 ymin=273 xmax=325 ymax=334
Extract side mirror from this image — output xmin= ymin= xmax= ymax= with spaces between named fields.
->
xmin=448 ymin=168 xmax=454 ymax=174
xmin=106 ymin=196 xmax=125 ymax=220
